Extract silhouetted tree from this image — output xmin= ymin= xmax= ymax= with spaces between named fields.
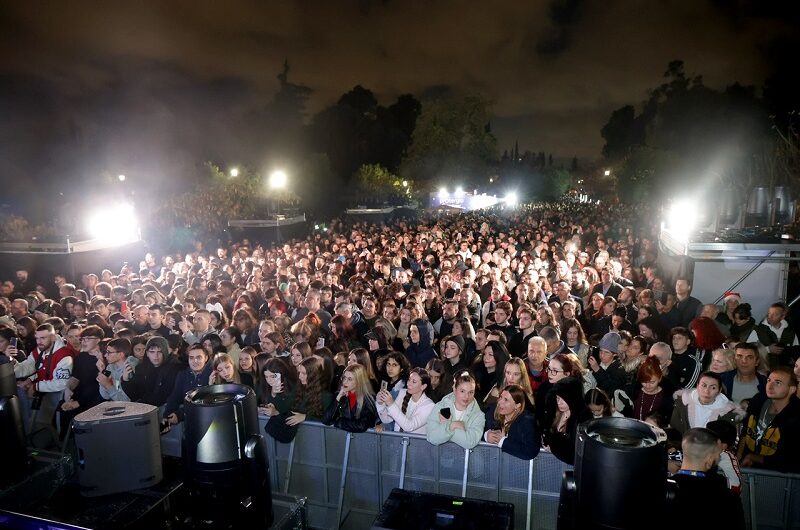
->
xmin=400 ymin=93 xmax=498 ymax=185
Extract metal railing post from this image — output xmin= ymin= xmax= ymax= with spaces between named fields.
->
xmin=781 ymin=475 xmax=792 ymax=530
xmin=526 ymin=458 xmax=534 ymax=530
xmin=434 ymin=444 xmax=440 ymax=494
xmin=398 ymin=437 xmax=409 ymax=490
xmin=376 ymin=431 xmax=384 ymax=510
xmin=748 ymin=474 xmax=757 ymax=530
xmin=461 ymin=448 xmax=471 ymax=497
xmin=495 ymin=450 xmax=502 ymax=500
xmin=283 ymin=439 xmax=295 ymax=493
xmin=335 ymin=432 xmax=353 ymax=528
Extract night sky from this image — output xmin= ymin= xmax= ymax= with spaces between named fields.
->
xmin=1 ymin=1 xmax=796 ymax=201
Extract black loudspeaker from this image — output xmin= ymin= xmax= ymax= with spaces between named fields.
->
xmin=558 ymin=417 xmax=667 ymax=530
xmin=72 ymin=401 xmax=163 ymax=497
xmin=0 ymin=362 xmax=16 ymax=398
xmin=182 ymin=384 xmax=273 ymax=527
xmin=372 ymin=488 xmax=514 ymax=530
xmin=0 ymin=395 xmax=28 ymax=486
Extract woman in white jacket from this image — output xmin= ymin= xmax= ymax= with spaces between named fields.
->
xmin=670 ymin=371 xmax=745 ymax=435
xmin=376 ymin=368 xmax=435 ymax=434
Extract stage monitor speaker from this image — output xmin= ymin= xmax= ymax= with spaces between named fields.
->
xmin=372 ymin=488 xmax=514 ymax=530
xmin=0 ymin=395 xmax=28 ymax=486
xmin=73 ymin=401 xmax=162 ymax=497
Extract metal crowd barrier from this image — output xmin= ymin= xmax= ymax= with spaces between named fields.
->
xmin=161 ymin=418 xmax=800 ymax=530
xmin=740 ymin=467 xmax=800 ymax=530
xmin=260 ymin=419 xmax=569 ymax=530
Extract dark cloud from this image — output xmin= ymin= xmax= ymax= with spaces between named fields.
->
xmin=0 ymin=0 xmax=793 ymax=200
xmin=536 ymin=0 xmax=587 ymax=57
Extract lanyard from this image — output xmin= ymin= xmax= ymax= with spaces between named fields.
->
xmin=675 ymin=469 xmax=706 ymax=478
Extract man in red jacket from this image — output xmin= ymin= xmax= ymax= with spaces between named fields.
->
xmin=13 ymin=323 xmax=75 ymax=433
xmin=14 ymin=323 xmax=74 ymax=395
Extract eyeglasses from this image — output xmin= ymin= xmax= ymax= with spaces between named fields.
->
xmin=80 ymin=336 xmax=101 ymax=341
xmin=546 ymin=367 xmax=564 ymax=375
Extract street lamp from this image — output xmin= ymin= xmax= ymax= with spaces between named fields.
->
xmin=229 ymin=168 xmax=239 ymax=178
xmin=269 ymin=170 xmax=288 ymax=189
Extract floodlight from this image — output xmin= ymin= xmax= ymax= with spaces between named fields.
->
xmin=604 ymin=169 xmax=611 ymax=177
xmin=504 ymin=192 xmax=519 ymax=207
xmin=229 ymin=168 xmax=239 ymax=177
xmin=438 ymin=187 xmax=448 ymax=199
xmin=86 ymin=203 xmax=139 ymax=244
xmin=667 ymin=199 xmax=698 ymax=240
xmin=455 ymin=186 xmax=465 ymax=197
xmin=269 ymin=170 xmax=288 ymax=189
xmin=118 ymin=174 xmax=126 ymax=182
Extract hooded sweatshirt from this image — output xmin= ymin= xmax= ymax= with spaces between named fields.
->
xmin=121 ymin=337 xmax=182 ymax=407
xmin=404 ymin=318 xmax=436 ymax=368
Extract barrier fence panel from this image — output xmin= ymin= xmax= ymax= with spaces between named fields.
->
xmin=261 ymin=419 xmax=570 ymax=529
xmin=245 ymin=418 xmax=800 ymax=530
xmin=740 ymin=468 xmax=800 ymax=530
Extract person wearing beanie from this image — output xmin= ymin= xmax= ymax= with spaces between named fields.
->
xmin=588 ymin=332 xmax=627 ymax=396
xmin=440 ymin=334 xmax=468 ymax=388
xmin=122 ymin=334 xmax=182 ymax=407
xmin=542 ymin=377 xmax=592 ymax=465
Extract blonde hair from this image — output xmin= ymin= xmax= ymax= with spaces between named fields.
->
xmin=342 ymin=363 xmax=375 ymax=416
xmin=211 ymin=352 xmax=241 ymax=384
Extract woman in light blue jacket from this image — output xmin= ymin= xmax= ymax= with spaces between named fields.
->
xmin=426 ymin=370 xmax=485 ymax=449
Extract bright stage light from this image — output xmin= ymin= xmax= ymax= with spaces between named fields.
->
xmin=269 ymin=170 xmax=288 ymax=189
xmin=118 ymin=174 xmax=126 ymax=182
xmin=86 ymin=203 xmax=139 ymax=244
xmin=229 ymin=168 xmax=239 ymax=177
xmin=667 ymin=199 xmax=698 ymax=240
xmin=504 ymin=192 xmax=519 ymax=207
xmin=438 ymin=187 xmax=448 ymax=199
xmin=471 ymin=194 xmax=500 ymax=209
xmin=455 ymin=186 xmax=465 ymax=197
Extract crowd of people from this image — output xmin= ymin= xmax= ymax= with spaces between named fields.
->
xmin=1 ymin=200 xmax=798 ymax=522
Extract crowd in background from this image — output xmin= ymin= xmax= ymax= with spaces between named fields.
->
xmin=1 ymin=201 xmax=798 ymax=520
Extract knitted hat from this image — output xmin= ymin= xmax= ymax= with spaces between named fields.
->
xmin=598 ymin=332 xmax=621 ymax=354
xmin=447 ymin=335 xmax=466 ymax=353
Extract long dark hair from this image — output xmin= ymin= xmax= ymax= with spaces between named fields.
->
xmin=425 ymin=358 xmax=449 ymax=401
xmin=401 ymin=367 xmax=432 ymax=415
xmin=379 ymin=351 xmax=411 ymax=385
xmin=259 ymin=356 xmax=296 ymax=405
xmin=293 ymin=356 xmax=326 ymax=417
